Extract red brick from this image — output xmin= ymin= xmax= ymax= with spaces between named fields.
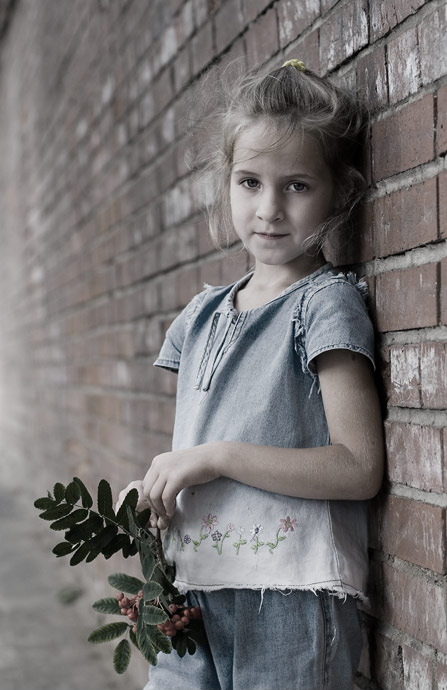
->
xmin=376 ymin=264 xmax=438 ymax=332
xmin=439 ymin=171 xmax=447 ymax=240
xmin=441 ymin=258 xmax=447 ymax=325
xmin=402 ymin=645 xmax=434 ymax=690
xmin=356 ymin=44 xmax=388 ymax=113
xmin=420 ymin=343 xmax=447 ymax=409
xmin=214 ymin=0 xmax=244 ymax=53
xmin=437 ymin=85 xmax=447 ymax=155
xmin=245 ymin=8 xmax=279 ymax=69
xmin=370 ymin=561 xmax=447 ymax=652
xmin=278 ymin=0 xmax=320 ymax=48
xmin=321 ymin=0 xmax=338 ymax=13
xmin=437 ymin=662 xmax=447 ymax=689
xmin=384 ymin=421 xmax=444 ymax=492
xmin=370 ymin=0 xmax=427 ymax=41
xmin=373 ymin=179 xmax=437 ymax=257
xmin=199 ymin=257 xmax=224 ymax=287
xmin=283 ymin=29 xmax=320 ymax=74
xmin=377 ymin=494 xmax=445 ymax=573
xmin=325 ymin=203 xmax=374 ymax=266
xmin=176 ymin=265 xmax=201 ymax=307
xmin=418 ymin=5 xmax=447 ymax=85
xmin=319 ymin=0 xmax=368 ymax=73
xmin=191 ymin=20 xmax=214 ymax=75
xmin=243 ymin=0 xmax=273 ymax=24
xmin=388 ymin=27 xmax=421 ymax=104
xmin=372 ymin=95 xmax=434 ymax=181
xmin=220 ymin=249 xmax=249 ymax=284
xmin=173 ymin=44 xmax=192 ymax=93
xmin=373 ymin=631 xmax=404 ymax=690
xmin=388 ymin=344 xmax=421 ymax=408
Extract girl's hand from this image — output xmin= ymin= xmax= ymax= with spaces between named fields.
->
xmin=115 ymin=480 xmax=150 ymax=514
xmin=143 ymin=443 xmax=221 ymax=530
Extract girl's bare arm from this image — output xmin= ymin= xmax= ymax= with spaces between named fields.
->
xmin=140 ymin=350 xmax=384 ymax=528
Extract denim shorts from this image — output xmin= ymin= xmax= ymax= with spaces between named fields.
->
xmin=144 ymin=588 xmax=362 ymax=690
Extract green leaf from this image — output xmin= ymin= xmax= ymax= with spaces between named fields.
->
xmin=86 ymin=524 xmax=118 ymax=552
xmin=73 ymin=477 xmax=93 ymax=509
xmin=113 ymin=638 xmax=131 ymax=674
xmin=142 ymin=605 xmax=168 ymax=626
xmin=52 ymin=541 xmax=76 ymax=557
xmin=92 ymin=597 xmax=122 ymax=615
xmin=65 ymin=514 xmax=103 ymax=543
xmin=186 ymin=637 xmax=196 ymax=655
xmin=85 ymin=547 xmax=103 ymax=563
xmin=129 ymin=627 xmax=139 ymax=650
xmin=142 ymin=553 xmax=156 ymax=582
xmin=50 ymin=509 xmax=89 ymax=531
xmin=143 ymin=581 xmax=163 ymax=603
xmin=123 ymin=539 xmax=138 ymax=558
xmin=127 ymin=507 xmax=139 ymax=539
xmin=108 ymin=572 xmax=145 ymax=595
xmin=88 ymin=622 xmax=129 ymax=644
xmin=39 ymin=504 xmax=73 ymax=521
xmin=53 ymin=483 xmax=66 ymax=503
xmin=148 ymin=627 xmax=172 ymax=654
xmin=70 ymin=541 xmax=92 ymax=566
xmin=115 ymin=489 xmax=139 ymax=530
xmin=174 ymin=633 xmax=187 ymax=658
xmin=65 ymin=481 xmax=81 ymax=505
xmin=97 ymin=479 xmax=115 ymax=521
xmin=136 ymin=508 xmax=152 ymax=528
xmin=34 ymin=497 xmax=57 ymax=510
xmin=101 ymin=534 xmax=131 ymax=560
xmin=136 ymin=609 xmax=158 ymax=666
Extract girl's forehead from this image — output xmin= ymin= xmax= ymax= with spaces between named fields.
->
xmin=232 ymin=122 xmax=327 ymax=171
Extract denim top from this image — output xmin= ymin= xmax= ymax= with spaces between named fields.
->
xmin=153 ymin=263 xmax=375 ymax=599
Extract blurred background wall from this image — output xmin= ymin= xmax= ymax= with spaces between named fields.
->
xmin=0 ymin=0 xmax=446 ymax=688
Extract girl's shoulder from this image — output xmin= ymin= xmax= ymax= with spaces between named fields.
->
xmin=301 ymin=267 xmax=369 ymax=303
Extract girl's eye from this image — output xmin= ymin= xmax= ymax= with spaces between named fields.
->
xmin=241 ymin=178 xmax=259 ymax=189
xmin=288 ymin=182 xmax=307 ymax=192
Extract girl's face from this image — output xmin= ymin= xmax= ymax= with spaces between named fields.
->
xmin=230 ymin=122 xmax=335 ymax=276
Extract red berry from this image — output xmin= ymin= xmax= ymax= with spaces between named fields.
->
xmin=120 ymin=607 xmax=127 ymax=615
xmin=172 ymin=614 xmax=181 ymax=622
xmin=128 ymin=611 xmax=137 ymax=621
xmin=132 ymin=624 xmax=137 ymax=634
xmin=190 ymin=606 xmax=202 ymax=619
xmin=174 ymin=620 xmax=184 ymax=631
xmin=181 ymin=616 xmax=190 ymax=625
xmin=116 ymin=592 xmax=124 ymax=601
xmin=121 ymin=597 xmax=129 ymax=607
xmin=169 ymin=604 xmax=178 ymax=613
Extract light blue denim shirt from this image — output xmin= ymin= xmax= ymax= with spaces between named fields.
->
xmin=153 ymin=263 xmax=375 ymax=600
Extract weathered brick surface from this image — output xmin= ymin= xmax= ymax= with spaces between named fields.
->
xmin=0 ymin=2 xmax=445 ymax=689
xmin=375 ymin=264 xmax=438 ymax=332
xmin=371 ymin=95 xmax=434 ymax=181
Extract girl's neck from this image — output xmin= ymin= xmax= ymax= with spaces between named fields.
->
xmin=249 ymin=254 xmax=327 ymax=292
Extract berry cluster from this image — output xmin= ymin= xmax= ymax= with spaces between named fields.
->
xmin=116 ymin=590 xmax=143 ymax=634
xmin=157 ymin=603 xmax=202 ymax=637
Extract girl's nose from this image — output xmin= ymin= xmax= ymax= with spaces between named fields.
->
xmin=255 ymin=191 xmax=284 ymax=223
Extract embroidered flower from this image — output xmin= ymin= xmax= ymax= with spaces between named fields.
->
xmin=226 ymin=523 xmax=235 ymax=532
xmin=279 ymin=516 xmax=297 ymax=533
xmin=250 ymin=524 xmax=263 ymax=540
xmin=237 ymin=526 xmax=245 ymax=536
xmin=211 ymin=531 xmax=222 ymax=542
xmin=183 ymin=534 xmax=191 ymax=544
xmin=202 ymin=513 xmax=218 ymax=531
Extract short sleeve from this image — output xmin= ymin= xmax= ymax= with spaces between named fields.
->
xmin=303 ymin=279 xmax=375 ymax=375
xmin=153 ymin=290 xmax=207 ymax=372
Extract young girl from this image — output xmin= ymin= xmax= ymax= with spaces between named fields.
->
xmin=117 ymin=59 xmax=384 ymax=690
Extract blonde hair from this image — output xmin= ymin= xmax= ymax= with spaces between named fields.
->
xmin=190 ymin=61 xmax=369 ymax=253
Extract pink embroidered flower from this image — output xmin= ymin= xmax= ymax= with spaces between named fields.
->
xmin=202 ymin=513 xmax=218 ymax=531
xmin=280 ymin=516 xmax=297 ymax=533
xmin=226 ymin=523 xmax=235 ymax=532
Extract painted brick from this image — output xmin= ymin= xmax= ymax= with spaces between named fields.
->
xmin=418 ymin=4 xmax=447 ymax=85
xmin=199 ymin=257 xmax=223 ymax=287
xmin=388 ymin=344 xmax=421 ymax=408
xmin=371 ymin=561 xmax=447 ymax=652
xmin=214 ymin=0 xmax=244 ymax=53
xmin=402 ymin=645 xmax=434 ymax=690
xmin=375 ymin=264 xmax=438 ymax=332
xmin=372 ymin=95 xmax=434 ymax=181
xmin=372 ymin=631 xmax=404 ymax=690
xmin=384 ymin=421 xmax=444 ymax=492
xmin=319 ymin=0 xmax=368 ymax=72
xmin=441 ymin=257 xmax=447 ymax=325
xmin=438 ymin=662 xmax=447 ymax=689
xmin=437 ymin=85 xmax=447 ymax=155
xmin=377 ymin=494 xmax=445 ymax=573
xmin=176 ymin=265 xmax=201 ymax=307
xmin=245 ymin=8 xmax=279 ymax=69
xmin=370 ymin=0 xmax=427 ymax=41
xmin=387 ymin=27 xmax=421 ymax=104
xmin=283 ymin=28 xmax=320 ymax=73
xmin=325 ymin=202 xmax=374 ymax=266
xmin=420 ymin=342 xmax=447 ymax=409
xmin=321 ymin=0 xmax=338 ymax=13
xmin=278 ymin=0 xmax=320 ymax=48
xmin=243 ymin=0 xmax=273 ymax=24
xmin=191 ymin=20 xmax=214 ymax=76
xmin=373 ymin=178 xmax=437 ymax=257
xmin=440 ymin=171 xmax=447 ymax=240
xmin=220 ymin=249 xmax=249 ymax=285
xmin=356 ymin=44 xmax=388 ymax=112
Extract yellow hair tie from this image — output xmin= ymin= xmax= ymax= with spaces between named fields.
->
xmin=282 ymin=59 xmax=306 ymax=72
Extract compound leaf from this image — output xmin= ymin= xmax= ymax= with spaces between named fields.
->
xmin=143 ymin=581 xmax=163 ymax=604
xmin=108 ymin=572 xmax=145 ymax=595
xmin=142 ymin=605 xmax=168 ymax=626
xmin=34 ymin=497 xmax=57 ymax=511
xmin=97 ymin=479 xmax=115 ymax=521
xmin=50 ymin=509 xmax=88 ymax=531
xmin=53 ymin=483 xmax=66 ymax=503
xmin=39 ymin=504 xmax=73 ymax=521
xmin=69 ymin=540 xmax=92 ymax=566
xmin=65 ymin=481 xmax=81 ymax=505
xmin=73 ymin=477 xmax=93 ymax=509
xmin=92 ymin=597 xmax=122 ymax=615
xmin=52 ymin=541 xmax=76 ymax=557
xmin=148 ymin=627 xmax=172 ymax=654
xmin=115 ymin=489 xmax=138 ymax=530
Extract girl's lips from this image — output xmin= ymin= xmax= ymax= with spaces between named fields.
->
xmin=255 ymin=232 xmax=288 ymax=240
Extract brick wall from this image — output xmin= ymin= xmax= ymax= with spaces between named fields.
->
xmin=0 ymin=1 xmax=446 ymax=687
